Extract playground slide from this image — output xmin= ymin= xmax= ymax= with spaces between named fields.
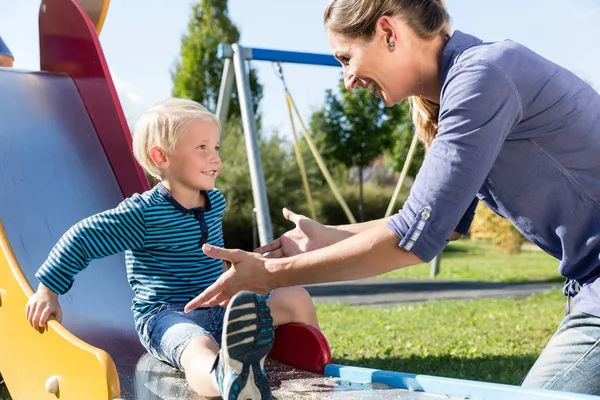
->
xmin=0 ymin=1 xmax=331 ymax=399
xmin=0 ymin=68 xmax=141 ymax=398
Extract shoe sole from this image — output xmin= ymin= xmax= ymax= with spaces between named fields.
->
xmin=221 ymin=291 xmax=274 ymax=400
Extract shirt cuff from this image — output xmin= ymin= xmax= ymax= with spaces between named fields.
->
xmin=35 ymin=263 xmax=74 ymax=295
xmin=386 ymin=205 xmax=443 ymax=263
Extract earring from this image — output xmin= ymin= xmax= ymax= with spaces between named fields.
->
xmin=389 ymin=41 xmax=395 ymax=49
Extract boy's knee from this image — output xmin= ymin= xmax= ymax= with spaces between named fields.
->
xmin=276 ymin=286 xmax=318 ymax=327
xmin=282 ymin=286 xmax=313 ymax=308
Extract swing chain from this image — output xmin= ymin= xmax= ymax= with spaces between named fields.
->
xmin=273 ymin=61 xmax=289 ymax=93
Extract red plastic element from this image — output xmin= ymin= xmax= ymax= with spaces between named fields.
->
xmin=268 ymin=323 xmax=332 ymax=374
xmin=38 ymin=0 xmax=150 ymax=198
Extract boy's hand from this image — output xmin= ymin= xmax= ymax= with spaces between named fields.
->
xmin=26 ymin=283 xmax=62 ymax=330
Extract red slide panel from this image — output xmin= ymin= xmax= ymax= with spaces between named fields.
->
xmin=38 ymin=0 xmax=150 ymax=197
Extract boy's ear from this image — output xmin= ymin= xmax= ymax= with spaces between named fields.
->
xmin=149 ymin=146 xmax=169 ymax=170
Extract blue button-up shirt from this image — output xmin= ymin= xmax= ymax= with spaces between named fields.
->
xmin=387 ymin=30 xmax=600 ymax=316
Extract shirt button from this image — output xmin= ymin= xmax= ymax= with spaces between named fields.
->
xmin=421 ymin=210 xmax=431 ymax=220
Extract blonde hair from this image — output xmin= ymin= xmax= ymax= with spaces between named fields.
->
xmin=324 ymin=0 xmax=451 ymax=149
xmin=132 ymin=98 xmax=220 ymax=179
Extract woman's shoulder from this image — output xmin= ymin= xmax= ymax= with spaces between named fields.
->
xmin=446 ymin=31 xmax=560 ymax=88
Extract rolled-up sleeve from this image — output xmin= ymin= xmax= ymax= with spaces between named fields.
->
xmin=386 ymin=61 xmax=522 ymax=262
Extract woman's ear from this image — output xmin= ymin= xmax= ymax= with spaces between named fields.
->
xmin=149 ymin=146 xmax=169 ymax=170
xmin=376 ymin=15 xmax=398 ymax=49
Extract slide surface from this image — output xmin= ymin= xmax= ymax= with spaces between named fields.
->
xmin=0 ymin=67 xmax=146 ymax=399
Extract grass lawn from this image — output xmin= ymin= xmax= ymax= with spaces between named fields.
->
xmin=316 ymin=289 xmax=565 ymax=385
xmin=381 ymin=239 xmax=564 ymax=283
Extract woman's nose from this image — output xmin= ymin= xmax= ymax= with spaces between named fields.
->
xmin=343 ymin=68 xmax=357 ymax=91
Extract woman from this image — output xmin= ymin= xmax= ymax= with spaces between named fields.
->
xmin=186 ymin=0 xmax=600 ymax=394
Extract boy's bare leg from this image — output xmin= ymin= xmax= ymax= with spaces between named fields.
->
xmin=179 ymin=335 xmax=220 ymax=397
xmin=269 ymin=286 xmax=320 ymax=329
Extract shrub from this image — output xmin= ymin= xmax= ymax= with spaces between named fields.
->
xmin=315 ymin=184 xmax=404 ymax=226
xmin=470 ymin=202 xmax=526 ymax=254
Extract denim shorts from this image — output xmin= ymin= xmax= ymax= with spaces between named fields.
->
xmin=137 ymin=292 xmax=273 ymax=371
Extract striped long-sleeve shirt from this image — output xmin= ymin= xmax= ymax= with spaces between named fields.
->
xmin=35 ymin=182 xmax=226 ymax=323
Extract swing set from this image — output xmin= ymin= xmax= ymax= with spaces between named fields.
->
xmin=215 ymin=43 xmax=441 ymax=275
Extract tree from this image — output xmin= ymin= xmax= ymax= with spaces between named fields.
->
xmin=310 ymin=77 xmax=403 ymax=221
xmin=384 ymin=100 xmax=425 ymax=178
xmin=171 ymin=0 xmax=263 ymax=120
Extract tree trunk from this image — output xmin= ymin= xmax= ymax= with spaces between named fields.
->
xmin=358 ymin=165 xmax=364 ymax=222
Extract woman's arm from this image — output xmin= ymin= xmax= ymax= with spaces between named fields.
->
xmin=271 ymin=223 xmax=422 ymax=287
xmin=185 ymin=223 xmax=422 ymax=310
xmin=327 ymin=217 xmax=463 ymax=243
xmin=323 ymin=217 xmax=390 ymax=242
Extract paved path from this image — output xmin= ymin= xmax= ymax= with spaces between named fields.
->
xmin=304 ymin=278 xmax=562 ymax=307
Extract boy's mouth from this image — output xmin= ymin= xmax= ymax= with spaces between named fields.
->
xmin=202 ymin=170 xmax=217 ymax=177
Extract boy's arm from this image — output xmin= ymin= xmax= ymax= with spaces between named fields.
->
xmin=35 ymin=196 xmax=147 ymax=295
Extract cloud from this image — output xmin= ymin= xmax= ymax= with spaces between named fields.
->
xmin=110 ymin=69 xmax=144 ymax=125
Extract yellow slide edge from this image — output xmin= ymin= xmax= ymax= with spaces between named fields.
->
xmin=0 ymin=219 xmax=120 ymax=400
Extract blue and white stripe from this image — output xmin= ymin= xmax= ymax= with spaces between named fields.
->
xmin=36 ymin=182 xmax=226 ymax=322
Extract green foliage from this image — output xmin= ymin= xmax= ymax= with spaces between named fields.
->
xmin=170 ymin=0 xmax=263 ymax=120
xmin=310 ymin=78 xmax=395 ymax=171
xmin=315 ymin=184 xmax=399 ymax=226
xmin=384 ymin=100 xmax=425 ymax=177
xmin=0 ymin=378 xmax=8 ymax=400
xmin=217 ymin=118 xmax=311 ymax=251
xmin=470 ymin=202 xmax=527 ymax=254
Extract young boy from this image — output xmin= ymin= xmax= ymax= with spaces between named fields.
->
xmin=25 ymin=98 xmax=319 ymax=399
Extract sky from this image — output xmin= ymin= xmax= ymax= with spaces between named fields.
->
xmin=2 ymin=0 xmax=600 ymax=139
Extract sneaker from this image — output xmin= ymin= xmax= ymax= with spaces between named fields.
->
xmin=212 ymin=291 xmax=274 ymax=399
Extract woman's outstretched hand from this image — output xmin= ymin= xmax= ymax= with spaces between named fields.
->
xmin=185 ymin=208 xmax=334 ymax=311
xmin=184 ymin=244 xmax=274 ymax=312
xmin=254 ymin=208 xmax=331 ymax=258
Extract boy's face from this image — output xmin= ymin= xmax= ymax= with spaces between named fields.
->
xmin=165 ymin=118 xmax=221 ymax=191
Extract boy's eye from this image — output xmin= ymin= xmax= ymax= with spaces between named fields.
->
xmin=197 ymin=145 xmax=206 ymax=150
xmin=215 ymin=146 xmax=220 ymax=152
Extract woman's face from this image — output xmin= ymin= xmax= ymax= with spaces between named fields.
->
xmin=327 ymin=16 xmax=422 ymax=106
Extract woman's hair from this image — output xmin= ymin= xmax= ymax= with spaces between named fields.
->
xmin=324 ymin=0 xmax=451 ymax=149
xmin=132 ymin=98 xmax=220 ymax=179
